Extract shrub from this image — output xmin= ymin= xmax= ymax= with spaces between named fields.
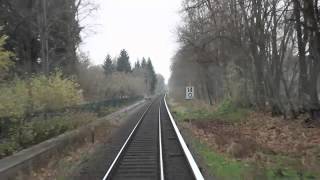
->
xmin=171 ymin=97 xmax=250 ymax=123
xmin=0 ymin=72 xmax=84 ymax=157
xmin=0 ymin=112 xmax=98 ymax=158
xmin=29 ymin=116 xmax=72 ymax=144
xmin=216 ymin=98 xmax=237 ymax=115
xmin=0 ymin=79 xmax=29 ymax=118
xmin=214 ymin=98 xmax=250 ymax=122
xmin=30 ymin=72 xmax=82 ymax=112
xmin=97 ymin=106 xmax=117 ymax=117
xmin=0 ymin=140 xmax=18 ymax=158
xmin=0 ymin=35 xmax=14 ymax=80
xmin=0 ymin=72 xmax=82 ymax=118
xmin=18 ymin=112 xmax=96 ymax=146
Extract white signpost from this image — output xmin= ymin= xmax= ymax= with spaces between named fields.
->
xmin=185 ymin=86 xmax=194 ymax=100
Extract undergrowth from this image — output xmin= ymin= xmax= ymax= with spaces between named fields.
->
xmin=171 ymin=98 xmax=250 ymax=123
xmin=0 ymin=112 xmax=98 ymax=158
xmin=191 ymin=136 xmax=318 ymax=180
xmin=169 ymin=97 xmax=320 ymax=179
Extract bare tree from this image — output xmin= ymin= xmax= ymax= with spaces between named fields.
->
xmin=170 ymin=0 xmax=320 ymax=118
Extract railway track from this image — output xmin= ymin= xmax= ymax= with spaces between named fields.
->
xmin=102 ymin=95 xmax=204 ymax=180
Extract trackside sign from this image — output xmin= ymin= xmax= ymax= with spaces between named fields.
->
xmin=185 ymin=86 xmax=194 ymax=100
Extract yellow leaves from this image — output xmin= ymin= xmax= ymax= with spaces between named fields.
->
xmin=29 ymin=72 xmax=82 ymax=111
xmin=0 ymin=35 xmax=14 ymax=75
xmin=0 ymin=79 xmax=29 ymax=117
xmin=0 ymin=72 xmax=83 ymax=118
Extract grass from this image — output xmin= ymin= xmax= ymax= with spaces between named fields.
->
xmin=191 ymin=137 xmax=318 ymax=180
xmin=29 ymin=142 xmax=96 ymax=180
xmin=171 ymin=98 xmax=250 ymax=123
xmin=169 ymin=97 xmax=320 ymax=180
xmin=263 ymin=154 xmax=319 ymax=180
xmin=56 ymin=150 xmax=92 ymax=180
xmin=193 ymin=139 xmax=250 ymax=180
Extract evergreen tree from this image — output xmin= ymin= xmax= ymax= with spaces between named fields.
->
xmin=102 ymin=54 xmax=114 ymax=76
xmin=141 ymin=57 xmax=147 ymax=69
xmin=116 ymin=49 xmax=131 ymax=73
xmin=0 ymin=0 xmax=83 ymax=76
xmin=147 ymin=58 xmax=157 ymax=94
xmin=134 ymin=60 xmax=141 ymax=69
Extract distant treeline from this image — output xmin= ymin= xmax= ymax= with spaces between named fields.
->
xmin=78 ymin=49 xmax=165 ymax=100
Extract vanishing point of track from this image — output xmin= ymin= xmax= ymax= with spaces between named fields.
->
xmin=102 ymin=95 xmax=204 ymax=180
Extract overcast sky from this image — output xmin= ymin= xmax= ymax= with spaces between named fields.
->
xmin=80 ymin=0 xmax=182 ymax=82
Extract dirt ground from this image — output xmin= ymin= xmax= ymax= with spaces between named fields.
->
xmin=185 ymin=111 xmax=320 ymax=175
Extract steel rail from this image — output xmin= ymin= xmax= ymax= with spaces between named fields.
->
xmin=158 ymin=100 xmax=165 ymax=180
xmin=163 ymin=94 xmax=205 ymax=180
xmin=102 ymin=100 xmax=155 ymax=180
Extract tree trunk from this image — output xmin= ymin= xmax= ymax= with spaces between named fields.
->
xmin=39 ymin=0 xmax=49 ymax=75
xmin=293 ymin=0 xmax=309 ymax=110
xmin=270 ymin=0 xmax=282 ymax=115
xmin=305 ymin=0 xmax=320 ymax=111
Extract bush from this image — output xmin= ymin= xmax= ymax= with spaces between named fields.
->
xmin=0 ymin=72 xmax=84 ymax=157
xmin=0 ymin=35 xmax=14 ymax=80
xmin=171 ymin=98 xmax=250 ymax=123
xmin=0 ymin=141 xmax=18 ymax=158
xmin=106 ymin=72 xmax=145 ymax=98
xmin=0 ymin=112 xmax=97 ymax=158
xmin=0 ymin=72 xmax=82 ymax=118
xmin=214 ymin=98 xmax=250 ymax=122
xmin=18 ymin=112 xmax=96 ymax=147
xmin=0 ymin=79 xmax=29 ymax=118
xmin=97 ymin=106 xmax=117 ymax=117
xmin=216 ymin=98 xmax=237 ymax=115
xmin=77 ymin=65 xmax=145 ymax=100
xmin=30 ymin=72 xmax=82 ymax=111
